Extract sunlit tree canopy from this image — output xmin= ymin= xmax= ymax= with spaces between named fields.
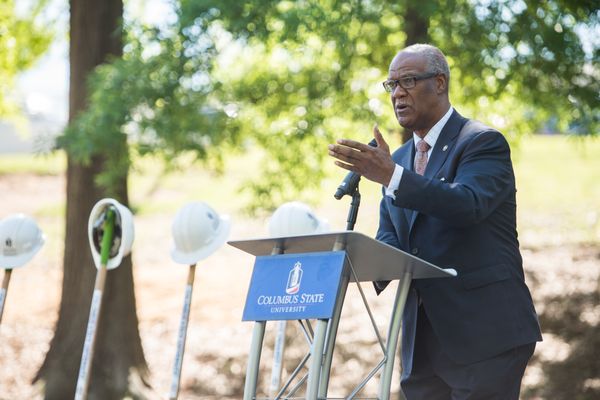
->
xmin=60 ymin=0 xmax=599 ymax=212
xmin=0 ymin=0 xmax=53 ymax=117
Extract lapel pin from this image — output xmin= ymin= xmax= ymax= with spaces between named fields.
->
xmin=442 ymin=145 xmax=448 ymax=152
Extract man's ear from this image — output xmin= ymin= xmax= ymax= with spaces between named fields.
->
xmin=436 ymin=74 xmax=448 ymax=94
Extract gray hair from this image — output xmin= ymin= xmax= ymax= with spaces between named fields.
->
xmin=402 ymin=44 xmax=450 ymax=80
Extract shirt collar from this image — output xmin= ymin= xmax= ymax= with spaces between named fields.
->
xmin=413 ymin=106 xmax=454 ymax=150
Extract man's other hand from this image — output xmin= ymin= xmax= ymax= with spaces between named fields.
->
xmin=328 ymin=124 xmax=396 ymax=186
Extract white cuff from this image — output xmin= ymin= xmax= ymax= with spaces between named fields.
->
xmin=384 ymin=164 xmax=404 ymax=200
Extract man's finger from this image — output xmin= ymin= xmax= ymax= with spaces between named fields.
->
xmin=373 ymin=124 xmax=389 ymax=152
xmin=328 ymin=144 xmax=361 ymax=160
xmin=329 ymin=152 xmax=360 ymax=168
xmin=336 ymin=138 xmax=373 ymax=152
xmin=333 ymin=160 xmax=356 ymax=172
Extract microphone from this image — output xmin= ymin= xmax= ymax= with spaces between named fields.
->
xmin=333 ymin=138 xmax=377 ymax=200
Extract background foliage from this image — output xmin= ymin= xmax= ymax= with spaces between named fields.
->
xmin=0 ymin=0 xmax=53 ymax=117
xmin=58 ymin=0 xmax=599 ymax=212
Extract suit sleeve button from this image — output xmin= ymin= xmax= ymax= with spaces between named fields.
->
xmin=411 ymin=248 xmax=419 ymax=255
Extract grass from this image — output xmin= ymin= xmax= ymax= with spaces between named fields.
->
xmin=512 ymin=135 xmax=600 ymax=244
xmin=0 ymin=134 xmax=598 ymax=243
xmin=128 ymin=150 xmax=265 ymax=216
xmin=513 ymin=135 xmax=600 ymax=213
xmin=0 ymin=152 xmax=65 ymax=175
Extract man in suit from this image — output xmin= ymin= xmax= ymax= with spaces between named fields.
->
xmin=328 ymin=44 xmax=542 ymax=399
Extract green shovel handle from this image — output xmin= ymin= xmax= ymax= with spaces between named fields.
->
xmin=100 ymin=208 xmax=116 ymax=266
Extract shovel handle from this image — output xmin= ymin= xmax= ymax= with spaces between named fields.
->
xmin=75 ymin=208 xmax=116 ymax=400
xmin=0 ymin=269 xmax=13 ymax=325
xmin=168 ymin=264 xmax=196 ymax=400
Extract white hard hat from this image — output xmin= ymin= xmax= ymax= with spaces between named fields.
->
xmin=87 ymin=198 xmax=135 ymax=270
xmin=268 ymin=201 xmax=329 ymax=238
xmin=170 ymin=201 xmax=231 ymax=265
xmin=0 ymin=214 xmax=45 ymax=269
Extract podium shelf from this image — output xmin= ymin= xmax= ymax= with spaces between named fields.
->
xmin=228 ymin=231 xmax=456 ymax=282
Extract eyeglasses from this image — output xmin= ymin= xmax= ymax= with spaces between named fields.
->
xmin=382 ymin=72 xmax=439 ymax=92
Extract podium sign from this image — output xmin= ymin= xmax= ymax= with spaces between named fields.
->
xmin=231 ymin=232 xmax=457 ymax=399
xmin=242 ymin=251 xmax=346 ymax=321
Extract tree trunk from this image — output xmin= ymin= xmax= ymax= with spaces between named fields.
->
xmin=401 ymin=1 xmax=431 ymax=143
xmin=34 ymin=0 xmax=149 ymax=398
xmin=404 ymin=2 xmax=430 ymax=47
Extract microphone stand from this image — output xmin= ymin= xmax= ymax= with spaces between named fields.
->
xmin=341 ymin=179 xmax=361 ymax=231
xmin=318 ymin=174 xmax=361 ymax=397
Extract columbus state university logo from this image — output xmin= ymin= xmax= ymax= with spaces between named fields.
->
xmin=286 ymin=261 xmax=304 ymax=294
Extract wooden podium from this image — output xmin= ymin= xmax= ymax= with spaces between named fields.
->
xmin=229 ymin=231 xmax=456 ymax=399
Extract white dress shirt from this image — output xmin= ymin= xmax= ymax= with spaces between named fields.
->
xmin=385 ymin=106 xmax=454 ymax=199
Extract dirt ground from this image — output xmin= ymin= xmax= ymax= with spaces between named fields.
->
xmin=0 ymin=173 xmax=598 ymax=399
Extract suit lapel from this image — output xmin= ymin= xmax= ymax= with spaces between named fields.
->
xmin=393 ymin=140 xmax=415 ymax=226
xmin=407 ymin=111 xmax=467 ymax=232
xmin=395 ymin=138 xmax=414 ymax=169
xmin=424 ymin=110 xmax=465 ymax=179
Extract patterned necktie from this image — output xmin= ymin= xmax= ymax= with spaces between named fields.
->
xmin=415 ymin=139 xmax=431 ymax=175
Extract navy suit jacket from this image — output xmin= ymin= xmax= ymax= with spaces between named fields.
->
xmin=376 ymin=110 xmax=542 ymax=375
